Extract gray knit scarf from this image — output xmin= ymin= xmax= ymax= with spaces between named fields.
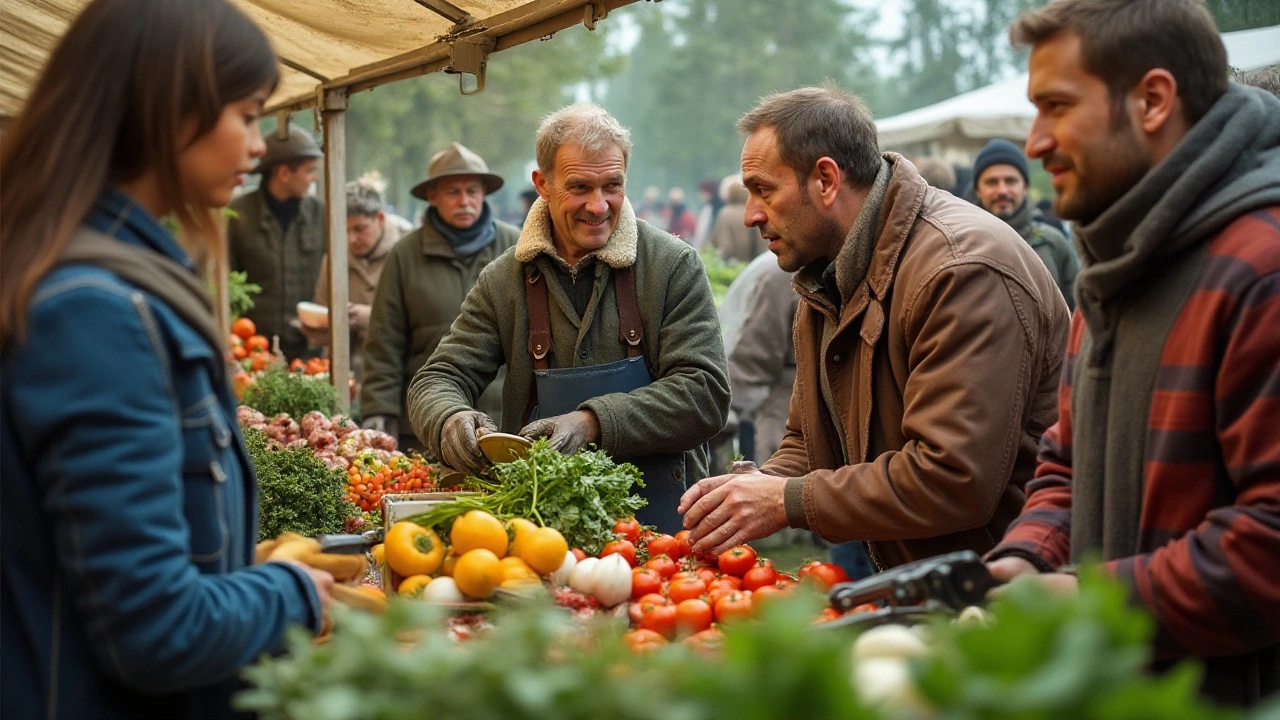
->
xmin=429 ymin=200 xmax=497 ymax=258
xmin=1069 ymin=83 xmax=1280 ymax=562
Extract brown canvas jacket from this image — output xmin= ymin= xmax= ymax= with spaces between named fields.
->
xmin=763 ymin=155 xmax=1070 ymax=569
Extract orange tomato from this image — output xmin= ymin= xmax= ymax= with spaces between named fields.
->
xmin=232 ymin=372 xmax=254 ymax=398
xmin=245 ymin=335 xmax=270 ymax=353
xmin=231 ymin=345 xmax=248 ymax=360
xmin=251 ymin=353 xmax=270 ymax=372
xmin=231 ymin=317 xmax=256 ymax=340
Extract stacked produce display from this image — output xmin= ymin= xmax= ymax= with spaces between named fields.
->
xmin=236 ymin=382 xmax=1253 ymax=720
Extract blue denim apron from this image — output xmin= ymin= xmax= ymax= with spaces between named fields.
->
xmin=523 ymin=264 xmax=686 ymax=533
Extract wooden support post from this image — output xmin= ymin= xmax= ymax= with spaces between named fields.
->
xmin=322 ymin=89 xmax=351 ymax=413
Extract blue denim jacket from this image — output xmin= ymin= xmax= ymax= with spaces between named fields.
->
xmin=1 ymin=189 xmax=321 ymax=719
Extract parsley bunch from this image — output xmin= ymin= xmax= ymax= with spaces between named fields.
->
xmin=241 ymin=364 xmax=340 ymax=420
xmin=409 ymin=439 xmax=646 ymax=554
xmin=245 ymin=427 xmax=354 ymax=541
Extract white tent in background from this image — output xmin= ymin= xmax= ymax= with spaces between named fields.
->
xmin=876 ymin=24 xmax=1280 ymax=161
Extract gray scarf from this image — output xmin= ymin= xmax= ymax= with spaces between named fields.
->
xmin=428 ymin=200 xmax=497 ymax=258
xmin=1069 ymin=83 xmax=1280 ymax=562
xmin=1004 ymin=198 xmax=1037 ymax=240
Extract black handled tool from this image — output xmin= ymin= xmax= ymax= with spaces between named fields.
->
xmin=316 ymin=528 xmax=384 ymax=555
xmin=822 ymin=550 xmax=999 ymax=629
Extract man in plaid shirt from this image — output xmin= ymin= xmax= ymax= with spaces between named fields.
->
xmin=984 ymin=0 xmax=1280 ymax=705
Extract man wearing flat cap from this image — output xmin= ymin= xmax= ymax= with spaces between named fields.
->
xmin=973 ymin=138 xmax=1079 ymax=310
xmin=360 ymin=142 xmax=519 ymax=450
xmin=228 ymin=125 xmax=326 ymax=360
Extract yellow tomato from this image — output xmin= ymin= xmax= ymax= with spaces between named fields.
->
xmin=452 ymin=549 xmax=503 ymax=599
xmin=500 ymin=577 xmax=543 ymax=595
xmin=506 ymin=518 xmax=539 ymax=557
xmin=451 ymin=511 xmax=508 ymax=558
xmin=397 ymin=574 xmax=433 ymax=597
xmin=518 ymin=527 xmax=569 ymax=575
xmin=370 ymin=543 xmax=385 ymax=568
xmin=501 ymin=556 xmax=540 ymax=583
xmin=384 ymin=522 xmax=445 ymax=577
xmin=441 ymin=552 xmax=458 ymax=577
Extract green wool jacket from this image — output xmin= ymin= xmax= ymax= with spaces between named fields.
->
xmin=360 ymin=219 xmax=519 ymax=425
xmin=407 ymin=198 xmax=730 ymax=483
xmin=227 ymin=188 xmax=326 ymax=360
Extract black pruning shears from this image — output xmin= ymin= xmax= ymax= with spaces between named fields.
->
xmin=315 ymin=528 xmax=385 ymax=554
xmin=822 ymin=550 xmax=1000 ymax=629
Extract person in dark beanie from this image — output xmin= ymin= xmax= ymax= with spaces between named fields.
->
xmin=985 ymin=0 xmax=1280 ymax=706
xmin=973 ymin=138 xmax=1079 ymax=309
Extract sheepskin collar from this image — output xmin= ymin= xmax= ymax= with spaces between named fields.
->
xmin=515 ymin=196 xmax=638 ymax=269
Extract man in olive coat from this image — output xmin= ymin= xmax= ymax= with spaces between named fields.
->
xmin=228 ymin=126 xmax=326 ymax=361
xmin=408 ymin=104 xmax=730 ymax=531
xmin=360 ymin=143 xmax=519 ymax=450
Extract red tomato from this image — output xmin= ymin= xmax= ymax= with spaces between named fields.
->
xmin=674 ymin=530 xmax=693 ymax=559
xmin=706 ymin=579 xmax=739 ymax=608
xmin=714 ymin=591 xmax=754 ymax=624
xmin=636 ymin=593 xmax=669 ymax=611
xmin=612 ymin=518 xmax=641 ymax=545
xmin=647 ymin=534 xmax=681 ymax=560
xmin=645 ymin=555 xmax=678 ymax=579
xmin=718 ymin=545 xmax=758 ymax=577
xmin=742 ymin=563 xmax=779 ymax=592
xmin=629 ymin=601 xmax=646 ymax=625
xmin=667 ymin=577 xmax=708 ymax=604
xmin=640 ymin=603 xmax=677 ymax=640
xmin=623 ymin=629 xmax=668 ymax=653
xmin=675 ymin=599 xmax=714 ymax=635
xmin=600 ymin=540 xmax=637 ymax=567
xmin=851 ymin=602 xmax=880 ymax=614
xmin=715 ymin=574 xmax=742 ymax=590
xmin=753 ymin=584 xmax=786 ymax=609
xmin=695 ymin=567 xmax=720 ymax=586
xmin=796 ymin=562 xmax=850 ymax=591
xmin=683 ymin=627 xmax=724 ymax=655
xmin=671 ymin=570 xmax=702 ymax=585
xmin=631 ymin=567 xmax=663 ymax=600
xmin=817 ymin=607 xmax=843 ymax=623
xmin=571 ymin=548 xmax=588 ymax=562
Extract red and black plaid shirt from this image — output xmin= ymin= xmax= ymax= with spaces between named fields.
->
xmin=989 ymin=206 xmax=1280 ymax=662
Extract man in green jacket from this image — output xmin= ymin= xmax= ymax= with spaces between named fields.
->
xmin=360 ymin=143 xmax=519 ymax=450
xmin=408 ymin=104 xmax=731 ymax=532
xmin=973 ymin=138 xmax=1080 ymax=310
xmin=228 ymin=126 xmax=326 ymax=361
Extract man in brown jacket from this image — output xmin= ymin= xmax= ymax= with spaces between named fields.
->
xmin=680 ymin=85 xmax=1071 ymax=569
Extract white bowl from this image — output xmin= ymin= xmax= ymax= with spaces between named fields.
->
xmin=296 ymin=301 xmax=329 ymax=328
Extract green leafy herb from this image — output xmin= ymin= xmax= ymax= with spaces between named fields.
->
xmin=700 ymin=246 xmax=748 ymax=306
xmin=409 ymin=438 xmax=646 ymax=554
xmin=228 ymin=270 xmax=261 ymax=320
xmin=245 ymin=427 xmax=355 ymax=541
xmin=241 ymin=364 xmax=340 ymax=420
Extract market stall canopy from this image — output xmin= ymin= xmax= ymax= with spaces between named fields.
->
xmin=876 ymin=24 xmax=1280 ymax=152
xmin=0 ymin=0 xmax=639 ymax=119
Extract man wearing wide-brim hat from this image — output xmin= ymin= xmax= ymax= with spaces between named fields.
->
xmin=228 ymin=125 xmax=327 ymax=361
xmin=360 ymin=142 xmax=519 ymax=450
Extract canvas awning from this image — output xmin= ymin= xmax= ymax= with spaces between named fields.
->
xmin=876 ymin=24 xmax=1280 ymax=151
xmin=1 ymin=0 xmax=640 ymax=119
xmin=2 ymin=0 xmax=644 ymax=412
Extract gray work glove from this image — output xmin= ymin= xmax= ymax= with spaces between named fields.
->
xmin=440 ymin=411 xmax=498 ymax=477
xmin=361 ymin=415 xmax=399 ymax=440
xmin=518 ymin=409 xmax=600 ymax=456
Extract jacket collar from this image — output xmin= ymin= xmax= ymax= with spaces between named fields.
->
xmin=89 ymin=186 xmax=196 ymax=271
xmin=795 ymin=153 xmax=923 ymax=310
xmin=515 ymin=196 xmax=638 ymax=269
xmin=252 ymin=187 xmax=319 ymax=231
xmin=863 ymin=153 xmax=928 ymax=301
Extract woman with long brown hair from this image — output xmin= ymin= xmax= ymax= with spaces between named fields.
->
xmin=1 ymin=1 xmax=332 ymax=717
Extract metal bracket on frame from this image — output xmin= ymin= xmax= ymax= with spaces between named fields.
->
xmin=583 ymin=3 xmax=607 ymax=31
xmin=445 ymin=36 xmax=494 ymax=96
